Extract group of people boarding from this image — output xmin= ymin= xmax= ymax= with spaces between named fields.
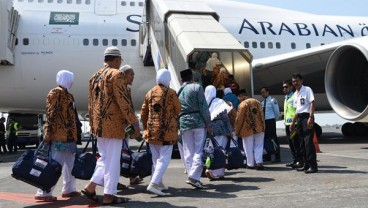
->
xmin=32 ymin=46 xmax=318 ymax=205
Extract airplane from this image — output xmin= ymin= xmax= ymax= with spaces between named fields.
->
xmin=1 ymin=0 xmax=368 ymax=137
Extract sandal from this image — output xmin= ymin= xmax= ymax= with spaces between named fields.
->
xmin=34 ymin=195 xmax=57 ymax=202
xmin=62 ymin=191 xmax=81 ymax=198
xmin=117 ymin=183 xmax=128 ymax=190
xmin=102 ymin=195 xmax=129 ymax=205
xmin=129 ymin=177 xmax=143 ymax=185
xmin=81 ymin=188 xmax=99 ymax=202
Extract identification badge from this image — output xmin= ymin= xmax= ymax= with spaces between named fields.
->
xmin=300 ymin=98 xmax=305 ymax=105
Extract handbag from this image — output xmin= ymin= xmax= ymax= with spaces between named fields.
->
xmin=71 ymin=135 xmax=97 ymax=180
xmin=225 ymin=136 xmax=244 ymax=170
xmin=263 ymin=137 xmax=279 ymax=155
xmin=202 ymin=135 xmax=226 ymax=170
xmin=11 ymin=141 xmax=62 ymax=192
xmin=130 ymin=141 xmax=152 ymax=178
xmin=120 ymin=139 xmax=133 ymax=178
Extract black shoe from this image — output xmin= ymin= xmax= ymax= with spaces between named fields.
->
xmin=304 ymin=168 xmax=318 ymax=174
xmin=297 ymin=165 xmax=310 ymax=171
xmin=291 ymin=162 xmax=304 ymax=169
xmin=285 ymin=161 xmax=295 ymax=167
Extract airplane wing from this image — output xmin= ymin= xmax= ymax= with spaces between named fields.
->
xmin=251 ymin=36 xmax=368 ymax=114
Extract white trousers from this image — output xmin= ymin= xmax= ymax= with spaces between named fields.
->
xmin=90 ymin=138 xmax=122 ymax=195
xmin=182 ymin=127 xmax=206 ymax=181
xmin=242 ymin=132 xmax=265 ymax=167
xmin=150 ymin=144 xmax=173 ymax=185
xmin=36 ymin=150 xmax=76 ymax=196
xmin=178 ymin=142 xmax=187 ymax=171
xmin=207 ymin=135 xmax=227 ymax=177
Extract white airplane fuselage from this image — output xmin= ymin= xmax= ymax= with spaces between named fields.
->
xmin=1 ymin=0 xmax=368 ymax=114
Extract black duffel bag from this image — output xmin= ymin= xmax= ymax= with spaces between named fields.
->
xmin=225 ymin=136 xmax=244 ymax=170
xmin=72 ymin=135 xmax=97 ymax=180
xmin=130 ymin=141 xmax=152 ymax=178
xmin=12 ymin=141 xmax=62 ymax=192
xmin=120 ymin=139 xmax=133 ymax=178
xmin=263 ymin=137 xmax=279 ymax=155
xmin=203 ymin=135 xmax=226 ymax=170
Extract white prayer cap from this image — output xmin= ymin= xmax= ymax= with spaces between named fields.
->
xmin=56 ymin=70 xmax=74 ymax=90
xmin=156 ymin=69 xmax=171 ymax=87
xmin=220 ymin=67 xmax=227 ymax=73
xmin=224 ymin=87 xmax=232 ymax=95
xmin=120 ymin=65 xmax=133 ymax=72
xmin=104 ymin=46 xmax=121 ymax=56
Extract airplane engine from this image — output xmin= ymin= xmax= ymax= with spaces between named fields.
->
xmin=325 ymin=41 xmax=368 ymax=122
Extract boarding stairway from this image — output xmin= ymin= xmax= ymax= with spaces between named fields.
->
xmin=140 ymin=0 xmax=253 ymax=94
xmin=0 ymin=0 xmax=19 ymax=65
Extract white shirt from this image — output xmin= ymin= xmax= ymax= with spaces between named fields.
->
xmin=293 ymin=85 xmax=314 ymax=114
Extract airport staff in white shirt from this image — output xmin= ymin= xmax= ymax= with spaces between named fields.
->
xmin=290 ymin=73 xmax=318 ymax=174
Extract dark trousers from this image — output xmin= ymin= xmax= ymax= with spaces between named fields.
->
xmin=285 ymin=125 xmax=302 ymax=163
xmin=7 ymin=136 xmax=17 ymax=153
xmin=297 ymin=113 xmax=317 ymax=169
xmin=264 ymin=118 xmax=280 ymax=160
xmin=0 ymin=137 xmax=7 ymax=153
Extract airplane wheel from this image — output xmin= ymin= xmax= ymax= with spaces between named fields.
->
xmin=341 ymin=122 xmax=353 ymax=137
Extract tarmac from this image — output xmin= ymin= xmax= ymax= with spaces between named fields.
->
xmin=0 ymin=126 xmax=367 ymax=208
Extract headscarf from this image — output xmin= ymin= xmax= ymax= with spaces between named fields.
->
xmin=205 ymin=85 xmax=233 ymax=120
xmin=156 ymin=69 xmax=171 ymax=87
xmin=224 ymin=87 xmax=232 ymax=95
xmin=56 ymin=70 xmax=74 ymax=90
xmin=120 ymin=65 xmax=132 ymax=72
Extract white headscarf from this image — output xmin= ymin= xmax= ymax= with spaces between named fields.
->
xmin=205 ymin=85 xmax=233 ymax=120
xmin=56 ymin=70 xmax=74 ymax=90
xmin=120 ymin=64 xmax=132 ymax=72
xmin=156 ymin=69 xmax=171 ymax=87
xmin=224 ymin=87 xmax=232 ymax=95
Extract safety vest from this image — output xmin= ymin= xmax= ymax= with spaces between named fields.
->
xmin=7 ymin=122 xmax=19 ymax=137
xmin=284 ymin=93 xmax=296 ymax=125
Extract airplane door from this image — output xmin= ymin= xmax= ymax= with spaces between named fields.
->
xmin=95 ymin=0 xmax=117 ymax=15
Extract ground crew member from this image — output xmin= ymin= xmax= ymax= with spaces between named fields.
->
xmin=282 ymin=80 xmax=303 ymax=168
xmin=260 ymin=87 xmax=280 ymax=162
xmin=7 ymin=119 xmax=19 ymax=154
xmin=290 ymin=73 xmax=318 ymax=174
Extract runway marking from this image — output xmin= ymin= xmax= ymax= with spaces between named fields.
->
xmin=0 ymin=192 xmax=99 ymax=207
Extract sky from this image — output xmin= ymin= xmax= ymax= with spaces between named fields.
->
xmin=232 ymin=0 xmax=367 ymax=127
xmin=233 ymin=0 xmax=367 ymax=16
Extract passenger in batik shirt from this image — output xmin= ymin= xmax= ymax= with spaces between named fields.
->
xmin=178 ymin=68 xmax=211 ymax=189
xmin=35 ymin=70 xmax=80 ymax=202
xmin=204 ymin=85 xmax=233 ymax=180
xmin=235 ymin=91 xmax=265 ymax=170
xmin=141 ymin=69 xmax=181 ymax=196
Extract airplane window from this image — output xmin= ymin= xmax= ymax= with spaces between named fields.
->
xmin=67 ymin=0 xmax=71 ymax=3
xmin=131 ymin=39 xmax=137 ymax=46
xmin=15 ymin=38 xmax=18 ymax=46
xmin=244 ymin=42 xmax=249 ymax=48
xmin=260 ymin=42 xmax=265 ymax=48
xmin=57 ymin=0 xmax=62 ymax=3
xmin=23 ymin=38 xmax=29 ymax=46
xmin=48 ymin=0 xmax=53 ymax=2
xmin=85 ymin=0 xmax=90 ymax=4
xmin=252 ymin=42 xmax=257 ymax=48
xmin=102 ymin=39 xmax=108 ymax=46
xmin=93 ymin=39 xmax=99 ymax=46
xmin=306 ymin=43 xmax=311 ymax=48
xmin=276 ymin=42 xmax=281 ymax=49
xmin=139 ymin=2 xmax=144 ymax=7
xmin=130 ymin=2 xmax=135 ymax=6
xmin=268 ymin=42 xmax=273 ymax=49
xmin=83 ymin=38 xmax=89 ymax=46
xmin=38 ymin=0 xmax=44 ymax=2
xmin=28 ymin=0 xmax=34 ymax=2
xmin=121 ymin=39 xmax=127 ymax=46
xmin=112 ymin=39 xmax=118 ymax=46
xmin=76 ymin=0 xmax=81 ymax=4
xmin=321 ymin=43 xmax=325 ymax=46
xmin=121 ymin=1 xmax=126 ymax=6
xmin=18 ymin=0 xmax=24 ymax=2
xmin=291 ymin=42 xmax=296 ymax=49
